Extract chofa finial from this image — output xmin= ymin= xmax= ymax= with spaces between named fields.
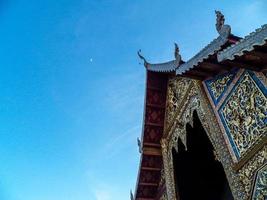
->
xmin=215 ymin=10 xmax=231 ymax=35
xmin=130 ymin=190 xmax=134 ymax=200
xmin=137 ymin=49 xmax=148 ymax=67
xmin=215 ymin=10 xmax=224 ymax=33
xmin=137 ymin=137 xmax=142 ymax=153
xmin=174 ymin=43 xmax=181 ymax=61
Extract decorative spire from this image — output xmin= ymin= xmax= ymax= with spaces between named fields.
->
xmin=215 ymin=10 xmax=231 ymax=35
xmin=137 ymin=137 xmax=142 ymax=153
xmin=137 ymin=49 xmax=148 ymax=67
xmin=137 ymin=45 xmax=182 ymax=72
xmin=174 ymin=43 xmax=181 ymax=61
xmin=130 ymin=190 xmax=134 ymax=200
xmin=215 ymin=10 xmax=225 ymax=33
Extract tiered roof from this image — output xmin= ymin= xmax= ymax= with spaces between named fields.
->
xmin=133 ymin=10 xmax=267 ymax=200
xmin=138 ymin=43 xmax=182 ymax=73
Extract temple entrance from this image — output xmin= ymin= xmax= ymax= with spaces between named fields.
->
xmin=172 ymin=111 xmax=234 ymax=200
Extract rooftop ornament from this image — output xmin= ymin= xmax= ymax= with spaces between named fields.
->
xmin=137 ymin=43 xmax=182 ymax=73
xmin=215 ymin=10 xmax=231 ymax=36
xmin=130 ymin=190 xmax=134 ymax=200
xmin=176 ymin=10 xmax=233 ymax=75
xmin=137 ymin=137 xmax=142 ymax=153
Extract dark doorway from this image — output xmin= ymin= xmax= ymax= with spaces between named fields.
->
xmin=172 ymin=111 xmax=234 ymax=200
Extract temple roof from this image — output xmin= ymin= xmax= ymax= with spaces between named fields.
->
xmin=218 ymin=24 xmax=267 ymax=62
xmin=145 ymin=59 xmax=180 ymax=73
xmin=176 ymin=11 xmax=238 ymax=76
xmin=133 ymin=11 xmax=267 ymax=200
xmin=133 ymin=71 xmax=168 ymax=200
xmin=137 ymin=11 xmax=242 ymax=80
xmin=138 ymin=43 xmax=182 ymax=73
xmin=176 ymin=32 xmax=230 ymax=75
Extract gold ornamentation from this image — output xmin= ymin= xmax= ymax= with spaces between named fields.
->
xmin=162 ymin=73 xmax=266 ymax=200
xmin=238 ymin=146 xmax=267 ymax=199
xmin=219 ymin=71 xmax=267 ymax=159
xmin=205 ymin=71 xmax=235 ymax=104
xmin=165 ymin=77 xmax=192 ymax=130
xmin=159 ymin=168 xmax=165 ymax=187
xmin=161 ymin=138 xmax=176 ymax=200
xmin=159 ymin=192 xmax=168 ymax=200
xmin=162 ymin=80 xmax=245 ymax=200
xmin=252 ymin=163 xmax=267 ymax=200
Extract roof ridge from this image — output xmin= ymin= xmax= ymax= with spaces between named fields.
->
xmin=137 ymin=43 xmax=182 ymax=73
xmin=217 ymin=24 xmax=267 ymax=61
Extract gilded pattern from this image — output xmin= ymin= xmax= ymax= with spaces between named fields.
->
xmin=219 ymin=71 xmax=267 ymax=160
xmin=238 ymin=146 xmax=267 ymax=199
xmin=252 ymin=162 xmax=267 ymax=200
xmin=161 ymin=138 xmax=176 ymax=200
xmin=159 ymin=192 xmax=168 ymax=200
xmin=165 ymin=77 xmax=192 ymax=130
xmin=159 ymin=168 xmax=165 ymax=187
xmin=161 ymin=73 xmax=266 ymax=200
xmin=162 ymin=80 xmax=245 ymax=200
xmin=205 ymin=70 xmax=236 ymax=105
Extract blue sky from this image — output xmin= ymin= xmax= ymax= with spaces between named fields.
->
xmin=0 ymin=0 xmax=266 ymax=200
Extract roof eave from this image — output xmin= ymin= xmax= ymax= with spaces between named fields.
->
xmin=218 ymin=24 xmax=267 ymax=62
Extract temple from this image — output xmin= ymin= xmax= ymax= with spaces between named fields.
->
xmin=133 ymin=11 xmax=267 ymax=200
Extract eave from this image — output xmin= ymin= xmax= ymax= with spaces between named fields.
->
xmin=176 ymin=33 xmax=241 ymax=80
xmin=217 ymin=24 xmax=267 ymax=74
xmin=146 ymin=60 xmax=180 ymax=73
xmin=137 ymin=43 xmax=183 ymax=73
xmin=134 ymin=71 xmax=168 ymax=200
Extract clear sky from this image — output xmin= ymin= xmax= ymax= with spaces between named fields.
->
xmin=0 ymin=0 xmax=266 ymax=200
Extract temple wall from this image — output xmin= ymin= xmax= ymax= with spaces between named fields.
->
xmin=203 ymin=69 xmax=267 ymax=200
xmin=161 ymin=69 xmax=266 ymax=200
xmin=155 ymin=168 xmax=168 ymax=200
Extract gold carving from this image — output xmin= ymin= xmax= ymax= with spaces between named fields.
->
xmin=238 ymin=146 xmax=267 ymax=199
xmin=160 ymin=192 xmax=168 ymax=200
xmin=161 ymin=72 xmax=266 ymax=200
xmin=161 ymin=138 xmax=176 ymax=200
xmin=252 ymin=163 xmax=267 ymax=200
xmin=165 ymin=77 xmax=192 ymax=130
xmin=162 ymin=80 xmax=245 ymax=200
xmin=159 ymin=168 xmax=165 ymax=187
xmin=206 ymin=72 xmax=234 ymax=102
xmin=220 ymin=71 xmax=267 ymax=159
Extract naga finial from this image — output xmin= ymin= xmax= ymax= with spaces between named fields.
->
xmin=215 ymin=10 xmax=225 ymax=33
xmin=174 ymin=43 xmax=181 ymax=61
xmin=215 ymin=10 xmax=231 ymax=35
xmin=137 ymin=49 xmax=148 ymax=67
xmin=137 ymin=137 xmax=142 ymax=153
xmin=130 ymin=190 xmax=134 ymax=200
